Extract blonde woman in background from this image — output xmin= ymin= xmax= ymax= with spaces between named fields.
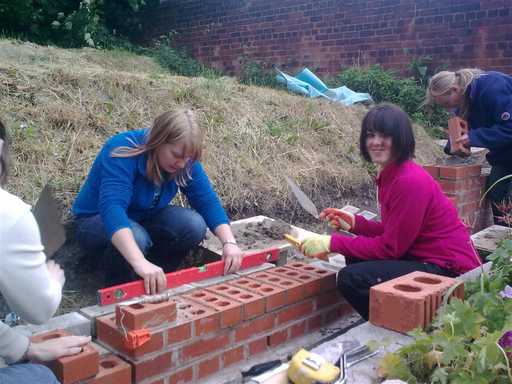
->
xmin=426 ymin=68 xmax=512 ymax=225
xmin=0 ymin=120 xmax=90 ymax=384
xmin=72 ymin=109 xmax=243 ymax=294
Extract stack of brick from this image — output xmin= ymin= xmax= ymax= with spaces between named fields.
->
xmin=94 ymin=262 xmax=351 ymax=383
xmin=30 ymin=329 xmax=132 ymax=383
xmin=423 ymin=163 xmax=490 ymax=232
xmin=369 ymin=271 xmax=464 ymax=333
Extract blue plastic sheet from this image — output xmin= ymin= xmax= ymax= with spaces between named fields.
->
xmin=276 ymin=68 xmax=372 ymax=106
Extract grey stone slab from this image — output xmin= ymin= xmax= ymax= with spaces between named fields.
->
xmin=311 ymin=322 xmax=413 ymax=384
xmin=189 ymin=274 xmax=239 ymax=288
xmin=471 ymin=225 xmax=511 ymax=254
xmin=14 ymin=312 xmax=91 ymax=337
xmin=456 ymin=261 xmax=492 ymax=283
xmin=235 ymin=262 xmax=275 ymax=276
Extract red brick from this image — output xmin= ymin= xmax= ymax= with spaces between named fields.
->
xmin=248 ymin=272 xmax=305 ymax=304
xmin=447 ymin=116 xmax=469 ymax=155
xmin=181 ymin=333 xmax=230 ymax=362
xmin=267 ymin=329 xmax=288 ymax=347
xmin=229 ymin=278 xmax=287 ymax=311
xmin=168 ymin=366 xmax=193 ymax=384
xmin=439 ymin=164 xmax=482 ymax=180
xmin=171 ymin=297 xmax=220 ymax=337
xmin=437 ymin=176 xmax=485 ymax=194
xmin=276 ymin=300 xmax=314 ymax=326
xmin=197 ymin=355 xmax=220 ymax=379
xmin=183 ymin=289 xmax=242 ymax=328
xmin=148 ymin=380 xmax=165 ymax=384
xmin=445 ymin=189 xmax=483 ymax=205
xmin=31 ymin=330 xmax=99 ymax=384
xmin=115 ymin=300 xmax=177 ymax=331
xmin=131 ymin=352 xmax=172 ymax=382
xmin=267 ymin=267 xmax=324 ymax=297
xmin=316 ymin=290 xmax=345 ymax=309
xmin=248 ymin=337 xmax=268 ymax=356
xmin=96 ymin=315 xmax=164 ymax=359
xmin=324 ymin=302 xmax=355 ymax=324
xmin=423 ymin=164 xmax=440 ymax=179
xmin=307 ymin=314 xmax=323 ymax=331
xmin=289 ymin=320 xmax=307 ymax=339
xmin=370 ymin=281 xmax=429 ymax=333
xmin=283 ymin=262 xmax=337 ymax=291
xmin=206 ymin=283 xmax=265 ymax=320
xmin=234 ymin=313 xmax=274 ymax=342
xmin=223 ymin=346 xmax=245 ymax=367
xmin=84 ymin=355 xmax=131 ymax=384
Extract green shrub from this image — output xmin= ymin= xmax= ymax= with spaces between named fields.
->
xmin=338 ymin=65 xmax=448 ymax=138
xmin=238 ymin=60 xmax=280 ymax=88
xmin=144 ymin=34 xmax=220 ymax=78
xmin=0 ymin=0 xmax=154 ymax=48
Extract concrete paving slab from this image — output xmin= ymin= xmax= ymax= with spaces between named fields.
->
xmin=471 ymin=225 xmax=511 ymax=255
xmin=311 ymin=322 xmax=413 ymax=384
xmin=14 ymin=312 xmax=91 ymax=337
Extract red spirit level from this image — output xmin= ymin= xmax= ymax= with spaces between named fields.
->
xmin=97 ymin=247 xmax=280 ymax=305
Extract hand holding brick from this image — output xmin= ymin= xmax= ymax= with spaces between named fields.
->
xmin=448 ymin=117 xmax=470 ymax=157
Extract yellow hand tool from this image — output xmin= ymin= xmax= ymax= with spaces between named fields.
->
xmin=284 ymin=234 xmax=301 ymax=248
xmin=288 ymin=349 xmax=341 ymax=384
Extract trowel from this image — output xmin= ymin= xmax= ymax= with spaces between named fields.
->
xmin=285 ymin=176 xmax=321 ymax=219
xmin=33 ymin=184 xmax=66 ymax=259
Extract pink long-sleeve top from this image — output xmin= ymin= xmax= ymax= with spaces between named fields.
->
xmin=330 ymin=160 xmax=481 ymax=275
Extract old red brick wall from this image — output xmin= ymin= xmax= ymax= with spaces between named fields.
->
xmin=142 ymin=0 xmax=512 ymax=76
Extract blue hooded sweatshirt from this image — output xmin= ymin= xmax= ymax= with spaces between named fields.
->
xmin=72 ymin=129 xmax=229 ymax=239
xmin=445 ymin=71 xmax=512 ymax=167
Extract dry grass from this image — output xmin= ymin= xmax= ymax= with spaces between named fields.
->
xmin=0 ymin=39 xmax=442 ymax=221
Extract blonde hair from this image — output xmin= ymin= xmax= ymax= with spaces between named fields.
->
xmin=112 ymin=109 xmax=203 ymax=186
xmin=425 ymin=68 xmax=484 ymax=118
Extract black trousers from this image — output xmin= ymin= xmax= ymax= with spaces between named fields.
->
xmin=487 ymin=165 xmax=512 ymax=226
xmin=337 ymin=259 xmax=455 ymax=320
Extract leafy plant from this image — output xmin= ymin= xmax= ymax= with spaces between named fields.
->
xmin=145 ymin=33 xmax=220 ymax=78
xmin=238 ymin=59 xmax=280 ymax=88
xmin=379 ymin=239 xmax=512 ymax=383
xmin=337 ymin=64 xmax=449 ymax=138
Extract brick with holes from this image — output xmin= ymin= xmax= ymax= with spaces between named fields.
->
xmin=370 ymin=276 xmax=436 ymax=333
xmin=30 ymin=329 xmax=99 ymax=384
xmin=205 ymin=283 xmax=265 ymax=320
xmin=247 ymin=271 xmax=306 ymax=304
xmin=228 ymin=277 xmax=288 ymax=311
xmin=115 ymin=300 xmax=177 ymax=331
xmin=83 ymin=354 xmax=131 ymax=384
xmin=282 ymin=261 xmax=337 ymax=291
xmin=170 ymin=296 xmax=221 ymax=339
xmin=182 ymin=290 xmax=243 ymax=328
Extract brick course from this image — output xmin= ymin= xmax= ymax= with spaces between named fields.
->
xmin=141 ymin=0 xmax=512 ymax=76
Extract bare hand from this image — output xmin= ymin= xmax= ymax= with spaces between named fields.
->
xmin=455 ymin=133 xmax=470 ymax=148
xmin=223 ymin=243 xmax=243 ymax=274
xmin=26 ymin=335 xmax=91 ymax=362
xmin=132 ymin=259 xmax=167 ymax=295
xmin=46 ymin=260 xmax=65 ymax=289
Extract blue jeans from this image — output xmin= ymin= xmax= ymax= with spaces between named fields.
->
xmin=74 ymin=206 xmax=207 ymax=286
xmin=0 ymin=363 xmax=60 ymax=384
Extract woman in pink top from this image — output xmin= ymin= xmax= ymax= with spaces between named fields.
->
xmin=300 ymin=104 xmax=481 ymax=319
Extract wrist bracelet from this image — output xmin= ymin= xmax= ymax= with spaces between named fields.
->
xmin=222 ymin=241 xmax=237 ymax=247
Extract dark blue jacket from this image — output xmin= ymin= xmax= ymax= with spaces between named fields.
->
xmin=72 ymin=129 xmax=229 ymax=239
xmin=445 ymin=71 xmax=512 ymax=166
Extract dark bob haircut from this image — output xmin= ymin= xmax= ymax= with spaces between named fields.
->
xmin=0 ymin=119 xmax=8 ymax=186
xmin=359 ymin=103 xmax=415 ymax=164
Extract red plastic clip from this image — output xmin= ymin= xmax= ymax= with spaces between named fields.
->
xmin=124 ymin=329 xmax=151 ymax=350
